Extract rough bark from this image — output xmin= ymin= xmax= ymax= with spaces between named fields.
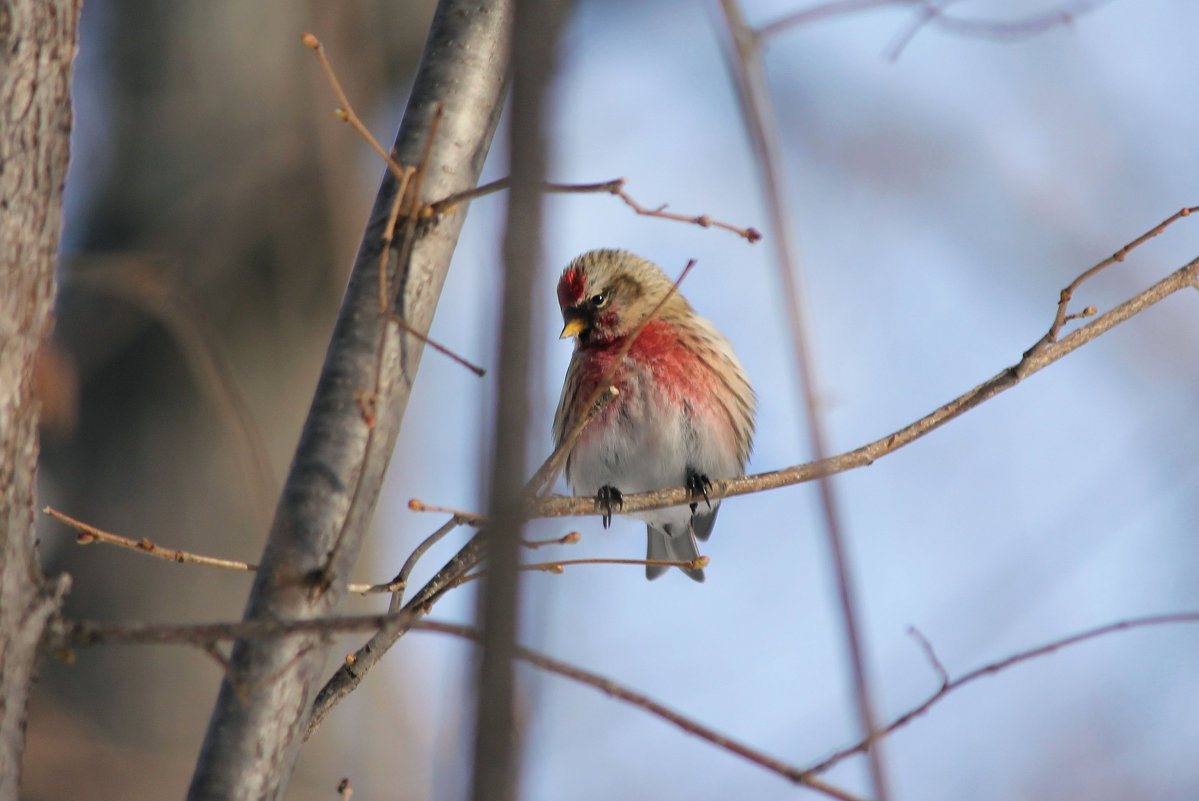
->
xmin=185 ymin=1 xmax=511 ymax=798
xmin=0 ymin=1 xmax=82 ymax=798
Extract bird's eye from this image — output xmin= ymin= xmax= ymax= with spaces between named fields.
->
xmin=589 ymin=291 xmax=609 ymax=308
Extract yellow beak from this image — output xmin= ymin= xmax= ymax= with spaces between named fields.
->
xmin=559 ymin=317 xmax=586 ymax=339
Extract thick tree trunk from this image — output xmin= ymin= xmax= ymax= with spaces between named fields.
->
xmin=0 ymin=1 xmax=82 ymax=799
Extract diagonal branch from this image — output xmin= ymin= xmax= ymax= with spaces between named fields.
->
xmin=530 ymin=253 xmax=1199 ymax=521
xmin=184 ymin=2 xmax=512 ymax=798
xmin=60 ymin=610 xmax=1199 ymax=797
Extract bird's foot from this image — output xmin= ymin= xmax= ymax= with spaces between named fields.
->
xmin=595 ymin=485 xmax=623 ymax=528
xmin=686 ymin=470 xmax=713 ymax=514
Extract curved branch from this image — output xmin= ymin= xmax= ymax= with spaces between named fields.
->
xmin=805 ymin=611 xmax=1199 ymax=774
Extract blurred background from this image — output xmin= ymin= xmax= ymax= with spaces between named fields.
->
xmin=31 ymin=0 xmax=1199 ymax=799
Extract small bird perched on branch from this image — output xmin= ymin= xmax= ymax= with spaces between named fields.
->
xmin=552 ymin=249 xmax=756 ymax=581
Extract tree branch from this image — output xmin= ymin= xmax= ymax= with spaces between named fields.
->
xmin=185 ymin=2 xmax=512 ymax=798
xmin=60 ymin=611 xmax=1199 ymax=798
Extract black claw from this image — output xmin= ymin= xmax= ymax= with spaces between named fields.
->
xmin=686 ymin=470 xmax=713 ymax=514
xmin=595 ymin=485 xmax=623 ymax=528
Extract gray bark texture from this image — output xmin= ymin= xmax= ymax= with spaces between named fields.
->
xmin=186 ymin=1 xmax=512 ymax=798
xmin=0 ymin=1 xmax=81 ymax=799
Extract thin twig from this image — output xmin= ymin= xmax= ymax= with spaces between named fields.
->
xmin=526 ymin=386 xmax=619 ymax=497
xmin=906 ymin=626 xmax=949 ymax=688
xmin=1024 ymin=206 xmax=1198 ymax=357
xmin=392 ymin=516 xmax=466 ymax=609
xmin=64 ymin=611 xmax=1199 ymax=798
xmin=302 ymin=33 xmax=406 ymax=180
xmin=379 ymin=166 xmax=416 ymax=314
xmin=886 ymin=0 xmax=1114 ymax=59
xmin=430 ymin=178 xmax=762 ymax=242
xmin=407 ymin=499 xmax=489 ymax=525
xmin=759 ymin=0 xmax=905 ymax=40
xmin=390 ymin=314 xmax=486 ymax=376
xmin=521 ymin=531 xmax=581 ymax=549
xmin=805 ymin=612 xmax=1199 ymax=774
xmin=44 ymin=505 xmax=405 ymax=597
xmin=452 ymin=556 xmax=710 ymax=585
xmin=757 ymin=0 xmax=1113 ymax=50
xmin=45 ymin=506 xmax=260 ymax=573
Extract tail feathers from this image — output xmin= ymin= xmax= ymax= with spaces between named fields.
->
xmin=691 ymin=501 xmax=721 ymax=542
xmin=646 ymin=524 xmax=705 ymax=582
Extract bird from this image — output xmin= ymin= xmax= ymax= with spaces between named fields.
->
xmin=551 ymin=249 xmax=756 ymax=581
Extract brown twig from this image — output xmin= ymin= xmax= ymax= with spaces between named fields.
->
xmin=804 ymin=612 xmax=1199 ymax=774
xmin=886 ymin=0 xmax=1114 ymax=59
xmin=1024 ymin=206 xmax=1198 ymax=357
xmin=45 ymin=505 xmax=405 ymax=597
xmin=391 ymin=515 xmax=466 ymax=609
xmin=906 ymin=626 xmax=949 ymax=688
xmin=305 ymin=33 xmax=483 ymax=387
xmin=378 ymin=167 xmax=416 ymax=314
xmin=67 ymin=610 xmax=1199 ymax=800
xmin=757 ymin=0 xmax=1113 ymax=50
xmin=390 ymin=314 xmax=486 ymax=376
xmin=407 ymin=499 xmax=489 ymax=525
xmin=521 ymin=531 xmax=581 ymax=549
xmin=46 ymin=506 xmax=260 ymax=574
xmin=302 ymin=33 xmax=406 ymax=180
xmin=452 ymin=556 xmax=710 ymax=585
xmin=429 ymin=178 xmax=762 ymax=242
xmin=526 ymin=386 xmax=619 ymax=497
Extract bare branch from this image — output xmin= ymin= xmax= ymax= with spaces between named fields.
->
xmin=805 ymin=612 xmax=1199 ymax=774
xmin=63 ymin=611 xmax=1199 ymax=797
xmin=44 ymin=505 xmax=420 ymax=597
xmin=757 ymin=0 xmax=1114 ymax=50
xmin=1024 ymin=206 xmax=1198 ymax=356
xmin=302 ymin=33 xmax=407 ymax=180
xmin=430 ymin=178 xmax=762 ymax=242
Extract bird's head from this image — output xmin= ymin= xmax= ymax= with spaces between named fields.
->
xmin=556 ymin=249 xmax=689 ymax=344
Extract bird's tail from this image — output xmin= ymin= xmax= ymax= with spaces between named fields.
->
xmin=646 ymin=523 xmax=705 ymax=582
